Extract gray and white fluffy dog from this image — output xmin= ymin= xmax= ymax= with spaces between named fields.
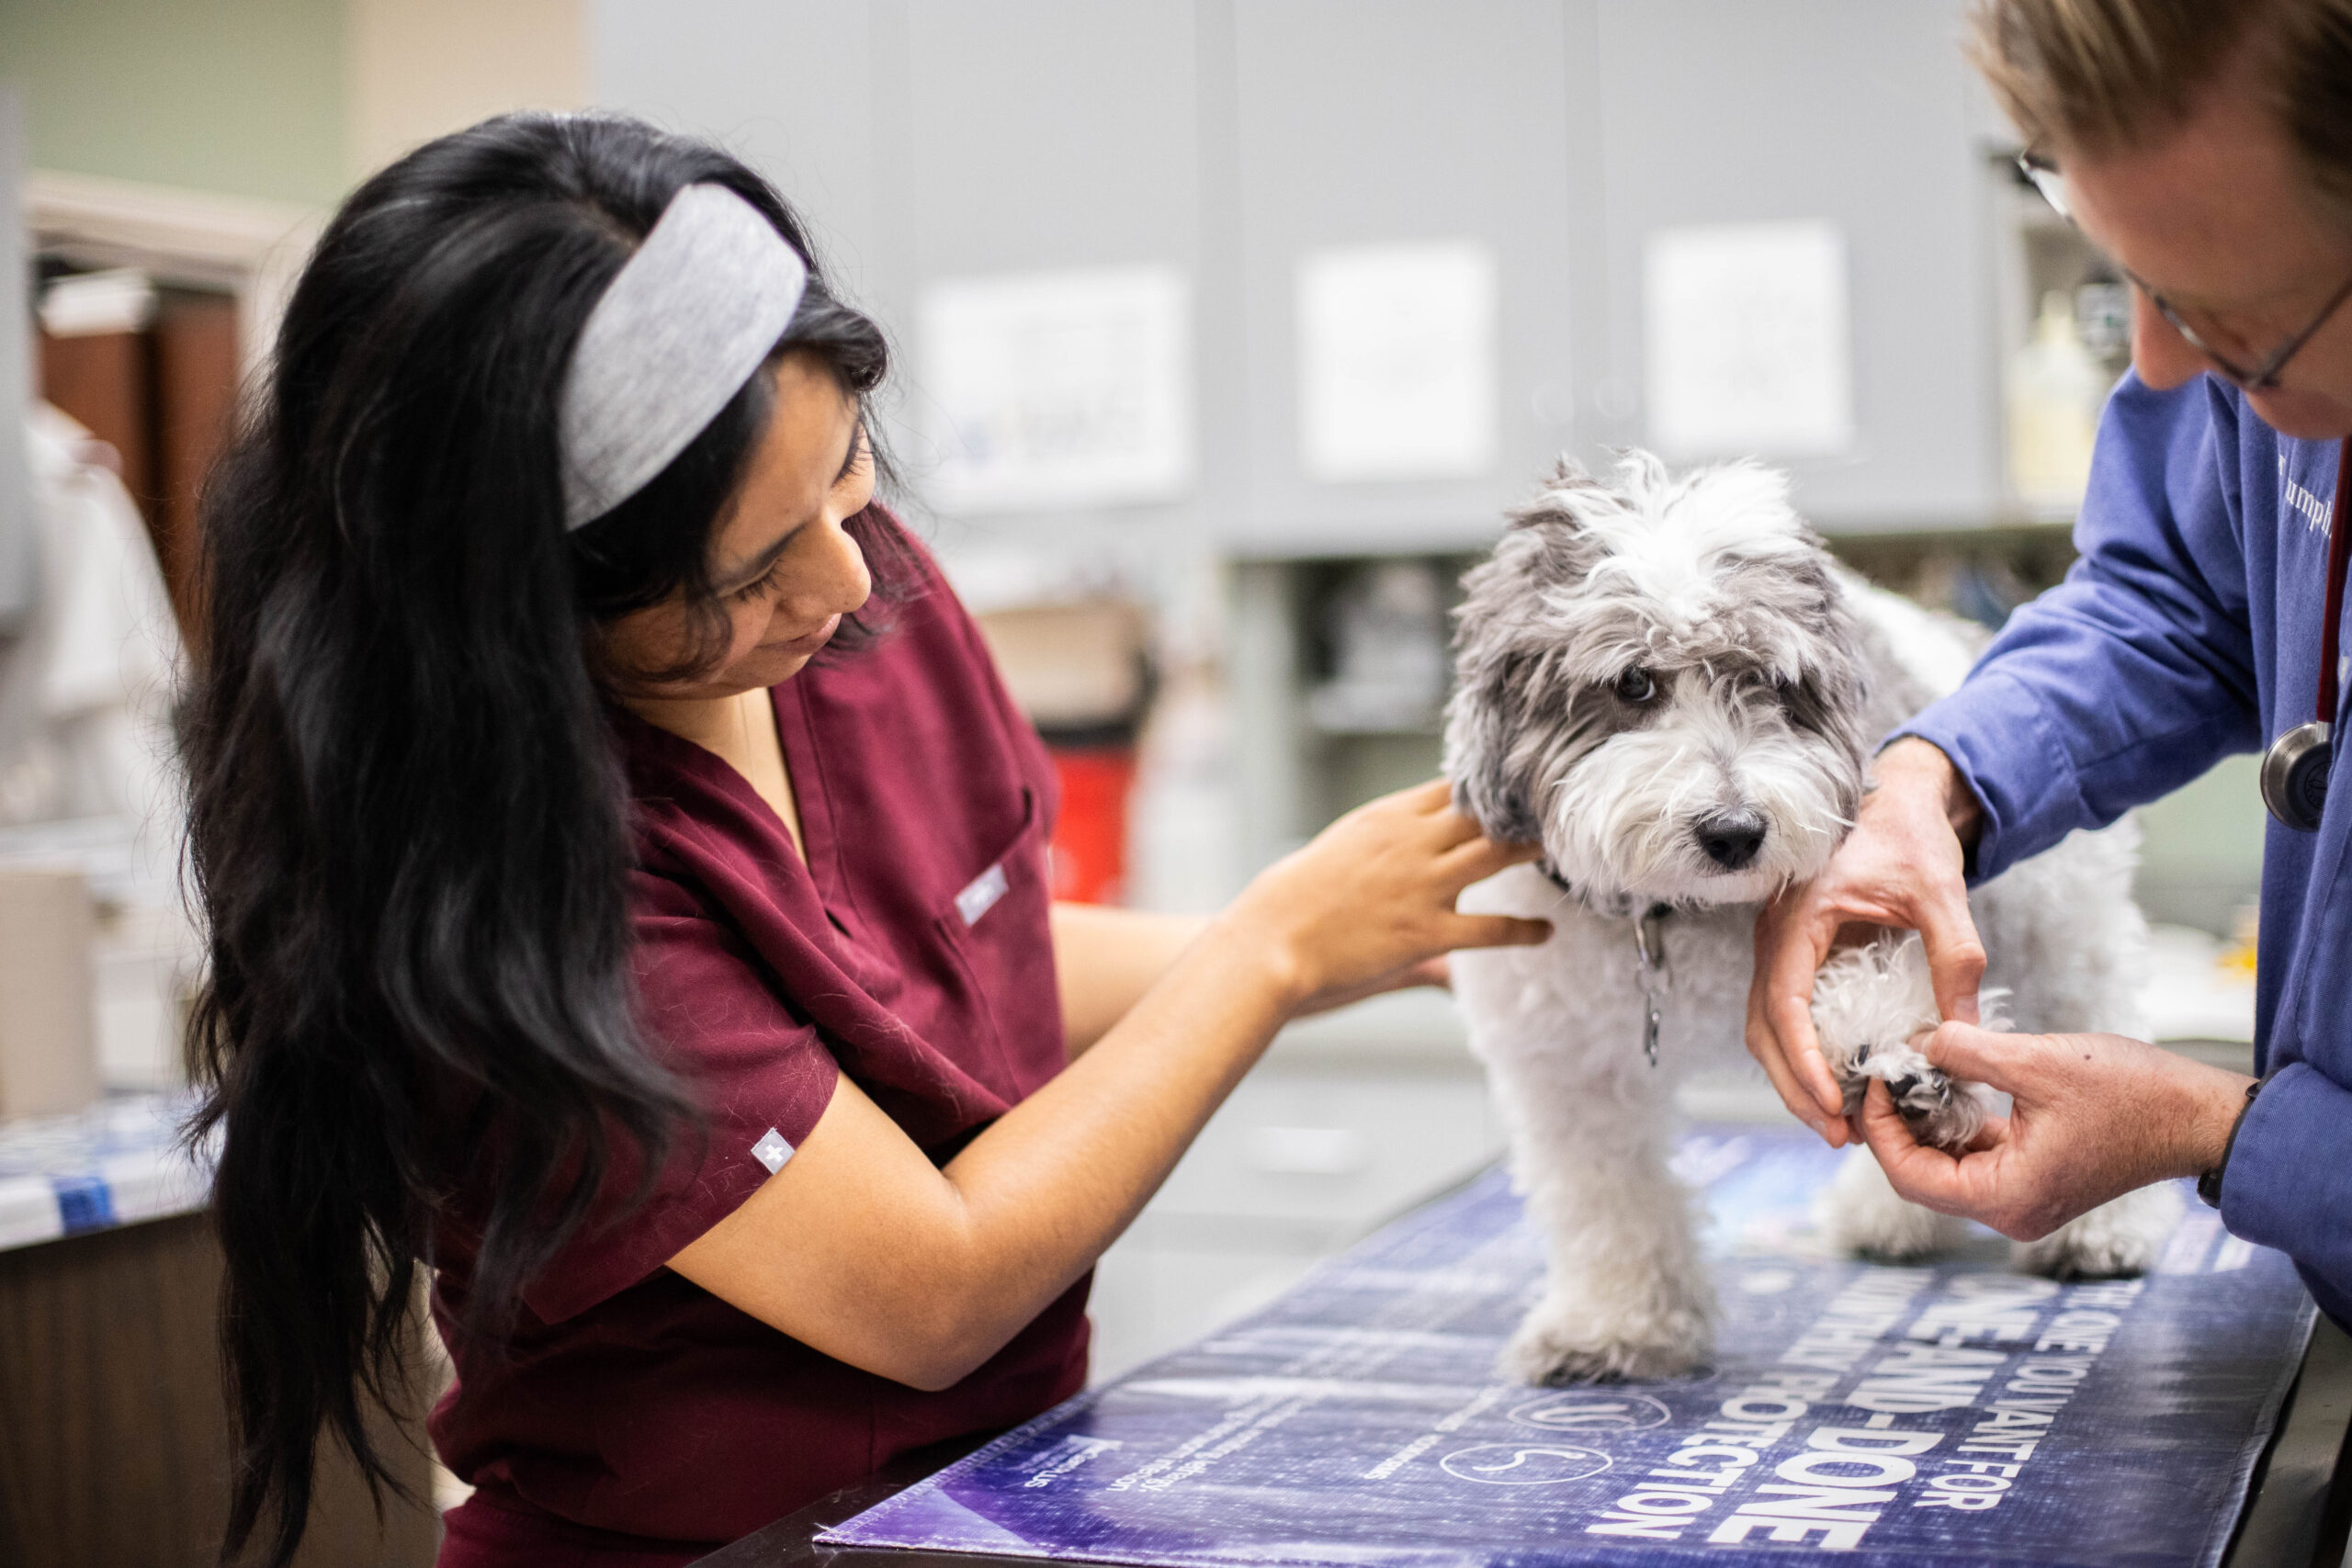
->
xmin=1444 ymin=452 xmax=2179 ymax=1385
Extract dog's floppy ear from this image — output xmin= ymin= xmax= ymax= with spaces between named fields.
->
xmin=1446 ymin=534 xmax=1552 ymax=843
xmin=1442 ymin=647 xmax=1544 ymax=844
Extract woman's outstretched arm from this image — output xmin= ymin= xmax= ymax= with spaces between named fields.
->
xmin=1049 ymin=904 xmax=1208 ymax=1055
xmin=669 ymin=780 xmax=1544 ymax=1389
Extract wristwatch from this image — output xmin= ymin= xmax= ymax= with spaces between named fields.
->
xmin=2196 ymin=1077 xmax=2264 ymax=1211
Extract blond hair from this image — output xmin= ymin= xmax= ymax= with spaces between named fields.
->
xmin=1972 ymin=0 xmax=2352 ymax=211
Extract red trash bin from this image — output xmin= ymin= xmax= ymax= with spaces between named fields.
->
xmin=1045 ymin=745 xmax=1136 ymax=906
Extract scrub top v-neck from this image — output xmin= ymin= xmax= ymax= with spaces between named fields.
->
xmin=428 ymin=525 xmax=1084 ymax=1564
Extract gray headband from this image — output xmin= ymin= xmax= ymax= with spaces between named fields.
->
xmin=558 ymin=184 xmax=810 ymax=530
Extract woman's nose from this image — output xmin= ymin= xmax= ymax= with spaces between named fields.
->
xmin=799 ymin=514 xmax=872 ymax=619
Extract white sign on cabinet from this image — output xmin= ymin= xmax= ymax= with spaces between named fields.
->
xmin=919 ymin=265 xmax=1193 ymax=515
xmin=1644 ymin=220 xmax=1855 ymax=460
xmin=1297 ymin=241 xmax=1498 ymax=483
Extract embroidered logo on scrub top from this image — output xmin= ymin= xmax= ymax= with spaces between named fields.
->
xmin=2283 ymin=453 xmax=2334 ymax=536
xmin=751 ymin=1127 xmax=794 ymax=1174
xmin=956 ymin=862 xmax=1011 ymax=927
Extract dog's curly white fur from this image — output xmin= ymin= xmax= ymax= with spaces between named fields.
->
xmin=1812 ymin=933 xmax=2002 ymax=1149
xmin=1444 ymin=453 xmax=2182 ymax=1386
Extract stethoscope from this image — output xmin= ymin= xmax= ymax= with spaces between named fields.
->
xmin=2261 ymin=435 xmax=2352 ymax=830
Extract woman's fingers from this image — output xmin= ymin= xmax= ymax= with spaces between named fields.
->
xmin=1445 ymin=913 xmax=1554 ymax=951
xmin=1403 ymin=954 xmax=1453 ymax=990
xmin=1291 ymin=954 xmax=1453 ymax=1018
xmin=1396 ymin=779 xmax=1465 ymax=829
xmin=1438 ymin=830 xmax=1544 ymax=882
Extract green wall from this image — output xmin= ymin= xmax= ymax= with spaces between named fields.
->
xmin=0 ymin=0 xmax=345 ymax=206
xmin=2135 ymin=752 xmax=2268 ymax=935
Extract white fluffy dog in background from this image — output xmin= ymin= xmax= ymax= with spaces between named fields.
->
xmin=1444 ymin=453 xmax=2180 ymax=1385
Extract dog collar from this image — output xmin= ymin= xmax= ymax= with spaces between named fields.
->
xmin=1533 ymin=859 xmax=1674 ymax=926
xmin=1535 ymin=861 xmax=1675 ymax=1068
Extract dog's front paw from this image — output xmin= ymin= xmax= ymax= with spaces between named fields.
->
xmin=1500 ymin=1297 xmax=1711 ymax=1384
xmin=2011 ymin=1183 xmax=2183 ymax=1279
xmin=1881 ymin=1060 xmax=1995 ymax=1153
xmin=1812 ymin=935 xmax=2002 ymax=1153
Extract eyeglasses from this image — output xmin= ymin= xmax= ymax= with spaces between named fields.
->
xmin=2018 ymin=150 xmax=2352 ymax=391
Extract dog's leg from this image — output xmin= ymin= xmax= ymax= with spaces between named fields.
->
xmin=1489 ymin=1057 xmax=1714 ymax=1382
xmin=1815 ymin=1146 xmax=1972 ymax=1260
xmin=2011 ymin=1182 xmax=2185 ymax=1279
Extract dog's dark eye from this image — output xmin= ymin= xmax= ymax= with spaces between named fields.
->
xmin=1613 ymin=667 xmax=1657 ymax=704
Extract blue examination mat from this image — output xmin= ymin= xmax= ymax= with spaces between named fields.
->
xmin=820 ymin=1127 xmax=2314 ymax=1568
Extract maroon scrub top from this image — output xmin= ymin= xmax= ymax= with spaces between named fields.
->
xmin=430 ymin=526 xmax=1087 ymax=1566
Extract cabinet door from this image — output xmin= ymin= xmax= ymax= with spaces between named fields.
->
xmin=1227 ymin=0 xmax=1581 ymax=555
xmin=891 ymin=0 xmax=1200 ymax=284
xmin=1592 ymin=0 xmax=1997 ymax=528
xmin=595 ymin=0 xmax=1211 ymax=547
xmin=592 ymin=0 xmax=886 ymax=295
xmin=887 ymin=0 xmax=1210 ymax=542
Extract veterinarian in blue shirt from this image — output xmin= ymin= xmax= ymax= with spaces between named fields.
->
xmin=1749 ymin=0 xmax=2352 ymax=1327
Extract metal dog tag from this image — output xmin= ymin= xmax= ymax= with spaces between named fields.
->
xmin=1632 ymin=905 xmax=1671 ymax=1068
xmin=2261 ymin=719 xmax=2332 ymax=831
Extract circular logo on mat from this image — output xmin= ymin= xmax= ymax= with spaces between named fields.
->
xmin=1510 ymin=1392 xmax=1671 ymax=1433
xmin=1439 ymin=1444 xmax=1611 ymax=1485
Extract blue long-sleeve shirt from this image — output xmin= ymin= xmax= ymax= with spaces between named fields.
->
xmin=1900 ymin=369 xmax=2352 ymax=1327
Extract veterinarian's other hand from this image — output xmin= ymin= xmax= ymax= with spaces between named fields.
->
xmin=1747 ymin=738 xmax=1985 ymax=1145
xmin=1855 ymin=1021 xmax=2254 ymax=1237
xmin=1225 ymin=780 xmax=1551 ymax=1018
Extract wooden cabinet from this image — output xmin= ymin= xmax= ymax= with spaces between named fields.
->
xmin=36 ymin=286 xmax=236 ymax=635
xmin=0 ymin=1214 xmax=435 ymax=1568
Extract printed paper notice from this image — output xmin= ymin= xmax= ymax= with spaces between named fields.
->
xmin=1645 ymin=220 xmax=1854 ymax=459
xmin=922 ymin=265 xmax=1192 ymax=513
xmin=1298 ymin=242 xmax=1498 ymax=483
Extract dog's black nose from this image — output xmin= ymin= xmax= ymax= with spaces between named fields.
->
xmin=1696 ymin=812 xmax=1767 ymax=870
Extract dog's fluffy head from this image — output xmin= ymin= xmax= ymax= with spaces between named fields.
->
xmin=1444 ymin=452 xmax=1868 ymax=908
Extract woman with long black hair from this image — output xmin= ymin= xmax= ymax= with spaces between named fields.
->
xmin=184 ymin=112 xmax=1546 ymax=1568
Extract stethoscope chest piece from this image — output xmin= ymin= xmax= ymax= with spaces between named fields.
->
xmin=2262 ymin=719 xmax=2333 ymax=831
xmin=2266 ymin=436 xmax=2352 ymax=833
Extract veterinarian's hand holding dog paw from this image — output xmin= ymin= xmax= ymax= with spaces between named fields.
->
xmin=1747 ymin=738 xmax=1988 ymax=1145
xmin=1856 ymin=1021 xmax=2255 ymax=1237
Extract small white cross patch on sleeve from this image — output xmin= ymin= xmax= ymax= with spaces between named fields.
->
xmin=751 ymin=1128 xmax=794 ymax=1174
xmin=955 ymin=861 xmax=1011 ymax=927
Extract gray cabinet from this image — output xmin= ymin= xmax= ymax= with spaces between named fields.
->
xmin=590 ymin=0 xmax=888 ymax=278
xmin=1224 ymin=0 xmax=1579 ymax=554
xmin=1589 ymin=0 xmax=1996 ymax=528
xmin=594 ymin=0 xmax=2007 ymax=550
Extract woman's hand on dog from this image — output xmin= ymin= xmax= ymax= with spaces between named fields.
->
xmin=1224 ymin=780 xmax=1552 ymax=1019
xmin=1854 ymin=1021 xmax=2256 ymax=1238
xmin=1747 ymin=738 xmax=1988 ymax=1145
